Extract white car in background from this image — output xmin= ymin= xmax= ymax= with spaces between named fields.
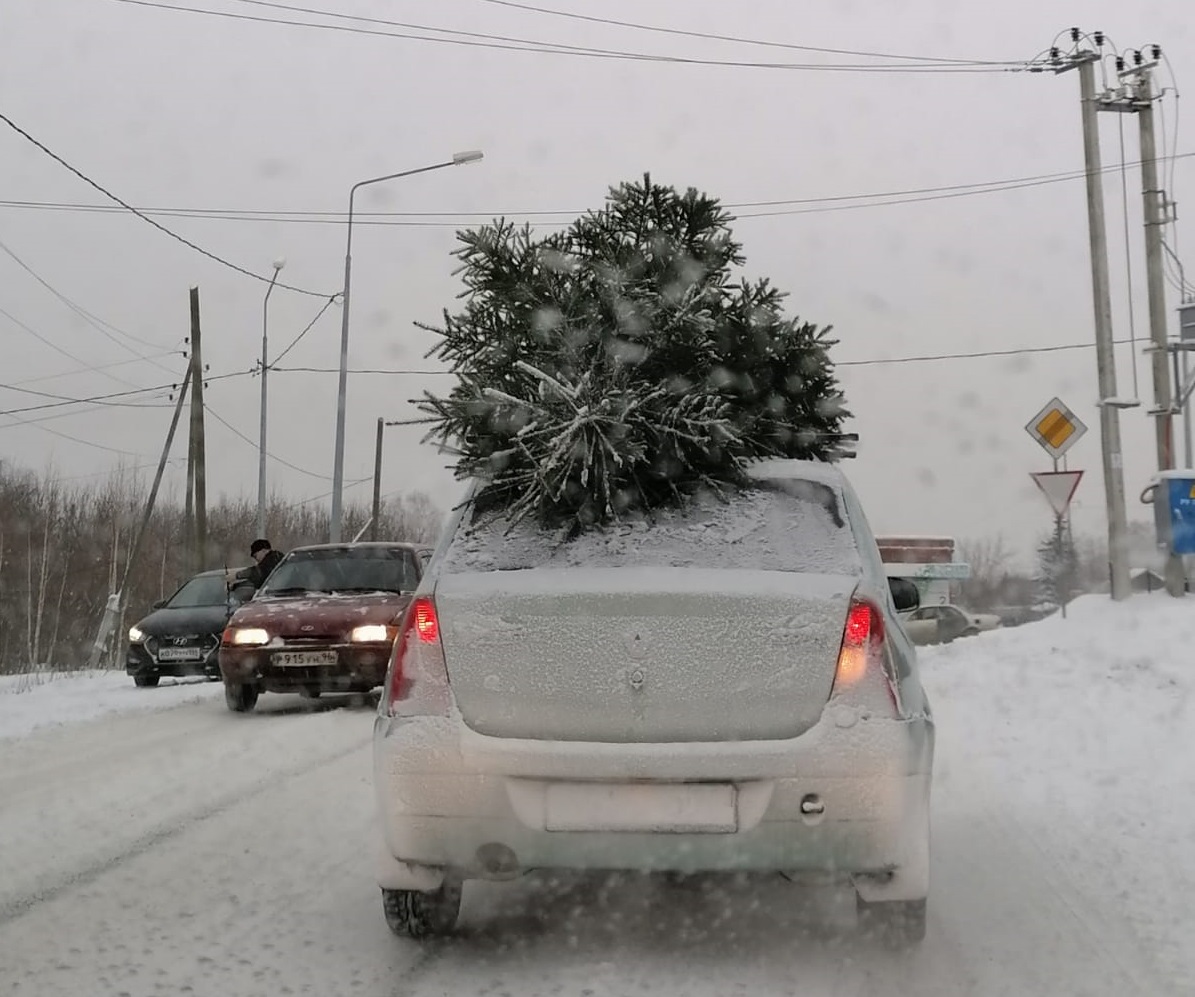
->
xmin=902 ymin=604 xmax=1001 ymax=644
xmin=372 ymin=460 xmax=935 ymax=947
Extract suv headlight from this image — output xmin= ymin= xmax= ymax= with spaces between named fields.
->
xmin=229 ymin=627 xmax=270 ymax=646
xmin=128 ymin=625 xmax=146 ymax=643
xmin=350 ymin=624 xmax=392 ymax=643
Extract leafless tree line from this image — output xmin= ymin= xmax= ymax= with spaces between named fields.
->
xmin=0 ymin=462 xmax=442 ymax=674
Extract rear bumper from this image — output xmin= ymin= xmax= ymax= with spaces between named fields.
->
xmin=220 ymin=643 xmax=391 ymax=693
xmin=373 ymin=709 xmax=933 ymax=895
xmin=126 ymin=643 xmax=219 ymax=678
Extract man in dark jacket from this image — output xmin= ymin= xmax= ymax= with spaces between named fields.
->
xmin=229 ymin=539 xmax=285 ymax=591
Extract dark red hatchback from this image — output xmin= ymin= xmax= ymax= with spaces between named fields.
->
xmin=218 ymin=542 xmax=423 ymax=712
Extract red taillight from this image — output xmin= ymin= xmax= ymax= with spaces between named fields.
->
xmin=833 ymin=598 xmax=899 ymax=714
xmin=843 ymin=602 xmax=877 ymax=648
xmin=383 ymin=595 xmax=450 ymax=717
xmin=412 ymin=597 xmax=439 ymax=643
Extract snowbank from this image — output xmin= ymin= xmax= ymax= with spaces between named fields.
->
xmin=920 ymin=593 xmax=1195 ymax=983
xmin=0 ymin=670 xmax=225 ymax=742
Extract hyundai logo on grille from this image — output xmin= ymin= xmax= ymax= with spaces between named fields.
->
xmin=173 ymin=637 xmax=189 ymax=646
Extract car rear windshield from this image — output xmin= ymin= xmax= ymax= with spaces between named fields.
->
xmin=259 ymin=547 xmax=420 ymax=595
xmin=442 ymin=479 xmax=861 ymax=575
xmin=167 ymin=574 xmax=228 ymax=608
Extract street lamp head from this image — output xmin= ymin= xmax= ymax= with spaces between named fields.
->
xmin=273 ymin=257 xmax=287 ymax=271
xmin=452 ymin=150 xmax=484 ymax=166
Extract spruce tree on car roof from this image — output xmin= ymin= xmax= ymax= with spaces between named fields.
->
xmin=410 ymin=173 xmax=853 ymax=535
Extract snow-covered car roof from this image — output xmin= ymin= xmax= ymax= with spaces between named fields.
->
xmin=744 ymin=457 xmax=847 ymax=489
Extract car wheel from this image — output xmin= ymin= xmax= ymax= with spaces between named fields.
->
xmin=856 ymin=896 xmax=927 ymax=948
xmin=224 ymin=682 xmax=259 ymax=713
xmin=133 ymin=674 xmax=160 ymax=688
xmin=381 ymin=880 xmax=462 ymax=939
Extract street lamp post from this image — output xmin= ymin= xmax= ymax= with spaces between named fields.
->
xmin=329 ymin=149 xmax=484 ymax=542
xmin=257 ymin=258 xmax=285 ymax=538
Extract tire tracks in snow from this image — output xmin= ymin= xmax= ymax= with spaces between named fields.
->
xmin=0 ymin=723 xmax=371 ymax=926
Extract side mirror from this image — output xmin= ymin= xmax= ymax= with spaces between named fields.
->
xmin=152 ymin=599 xmax=167 ymax=610
xmin=889 ymin=577 xmax=920 ymax=613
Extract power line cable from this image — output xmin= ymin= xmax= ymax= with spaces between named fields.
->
xmin=238 ymin=0 xmax=1016 ymax=68
xmin=6 ymin=153 xmax=1192 ymax=228
xmin=270 ymin=337 xmax=1149 ymax=376
xmin=10 ymin=352 xmax=181 ymax=387
xmin=0 ymin=304 xmax=146 ymax=390
xmin=0 ymin=399 xmax=175 ymax=427
xmin=0 ymin=109 xmax=331 ymax=298
xmin=205 ymin=404 xmax=340 ymax=480
xmin=0 ymin=238 xmax=178 ymax=357
xmin=0 ymin=411 xmax=159 ymax=457
xmin=0 ymin=380 xmax=181 ymax=417
xmin=115 ymin=0 xmax=1028 ymax=73
xmin=472 ymin=0 xmax=1014 ymax=66
xmin=269 ymin=295 xmax=339 ymax=367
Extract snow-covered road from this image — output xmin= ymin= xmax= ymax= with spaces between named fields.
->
xmin=0 ymin=596 xmax=1190 ymax=996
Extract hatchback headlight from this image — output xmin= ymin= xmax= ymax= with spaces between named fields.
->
xmin=350 ymin=624 xmax=392 ymax=643
xmin=229 ymin=627 xmax=270 ymax=647
xmin=128 ymin=625 xmax=146 ymax=643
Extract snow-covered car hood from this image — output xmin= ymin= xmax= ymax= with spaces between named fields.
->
xmin=134 ymin=604 xmax=232 ymax=638
xmin=229 ymin=592 xmax=411 ymax=635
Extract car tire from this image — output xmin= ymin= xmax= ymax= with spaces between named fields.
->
xmin=224 ymin=682 xmax=259 ymax=713
xmin=381 ymin=880 xmax=463 ymax=939
xmin=856 ymin=896 xmax=927 ymax=948
xmin=133 ymin=674 xmax=160 ymax=688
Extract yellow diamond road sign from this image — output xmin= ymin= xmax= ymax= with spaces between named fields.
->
xmin=1026 ymin=397 xmax=1087 ymax=459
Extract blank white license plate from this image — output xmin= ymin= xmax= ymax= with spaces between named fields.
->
xmin=274 ymin=650 xmax=338 ymax=667
xmin=544 ymin=783 xmax=739 ymax=833
xmin=157 ymin=647 xmax=203 ymax=662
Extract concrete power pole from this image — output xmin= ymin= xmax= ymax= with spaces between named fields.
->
xmin=1135 ymin=63 xmax=1187 ymax=596
xmin=1072 ymin=50 xmax=1133 ymax=601
xmin=188 ymin=287 xmax=208 ymax=571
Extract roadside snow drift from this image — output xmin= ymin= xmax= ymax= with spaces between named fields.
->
xmin=0 ymin=671 xmax=224 ymax=742
xmin=920 ymin=593 xmax=1195 ymax=987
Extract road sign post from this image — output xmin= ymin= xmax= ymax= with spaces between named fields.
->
xmin=1026 ymin=397 xmax=1088 ymax=467
xmin=1030 ymin=470 xmax=1084 ymax=619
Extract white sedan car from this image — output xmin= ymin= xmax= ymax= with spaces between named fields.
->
xmin=373 ymin=460 xmax=935 ymax=946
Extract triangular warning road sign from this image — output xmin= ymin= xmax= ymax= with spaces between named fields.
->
xmin=1030 ymin=470 xmax=1084 ymax=517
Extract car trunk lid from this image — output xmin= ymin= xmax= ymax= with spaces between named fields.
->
xmin=435 ymin=567 xmax=856 ymax=742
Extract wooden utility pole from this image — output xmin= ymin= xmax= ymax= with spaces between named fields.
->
xmin=188 ymin=287 xmax=208 ymax=570
xmin=371 ymin=417 xmax=384 ymax=541
xmin=86 ymin=375 xmax=191 ymax=667
xmin=184 ymin=361 xmax=195 ymax=574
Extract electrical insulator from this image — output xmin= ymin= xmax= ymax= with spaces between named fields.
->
xmin=1070 ymin=27 xmax=1080 ymax=42
xmin=1152 ymin=44 xmax=1162 ymax=60
xmin=1116 ymin=57 xmax=1125 ymax=72
xmin=1094 ymin=31 xmax=1105 ymax=46
xmin=1134 ymin=49 xmax=1144 ymax=65
xmin=1050 ymin=47 xmax=1061 ymax=61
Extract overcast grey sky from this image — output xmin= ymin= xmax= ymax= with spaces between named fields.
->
xmin=2 ymin=0 xmax=1192 ymax=565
